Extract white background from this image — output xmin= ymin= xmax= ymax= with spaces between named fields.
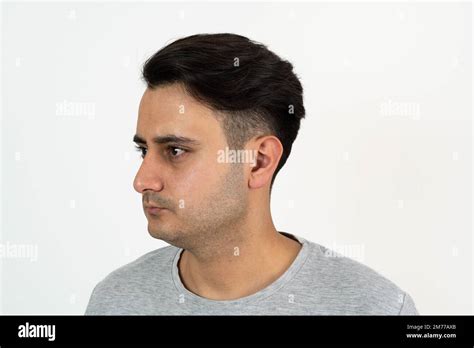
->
xmin=1 ymin=1 xmax=472 ymax=314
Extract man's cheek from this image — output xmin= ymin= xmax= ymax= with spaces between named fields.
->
xmin=178 ymin=164 xmax=219 ymax=193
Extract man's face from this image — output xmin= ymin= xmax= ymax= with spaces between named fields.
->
xmin=133 ymin=84 xmax=248 ymax=250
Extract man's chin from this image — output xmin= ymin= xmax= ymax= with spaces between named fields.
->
xmin=147 ymin=227 xmax=169 ymax=239
xmin=147 ymin=226 xmax=183 ymax=246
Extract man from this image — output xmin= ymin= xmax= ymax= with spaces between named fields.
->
xmin=85 ymin=33 xmax=418 ymax=315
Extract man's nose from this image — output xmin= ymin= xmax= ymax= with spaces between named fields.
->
xmin=133 ymin=156 xmax=164 ymax=194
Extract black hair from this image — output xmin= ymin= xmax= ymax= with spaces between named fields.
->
xmin=142 ymin=33 xmax=305 ymax=188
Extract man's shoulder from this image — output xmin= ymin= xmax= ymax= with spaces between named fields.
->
xmin=308 ymin=242 xmax=401 ymax=288
xmin=302 ymin=240 xmax=418 ymax=314
xmin=94 ymin=244 xmax=179 ymax=289
xmin=85 ymin=245 xmax=179 ymax=315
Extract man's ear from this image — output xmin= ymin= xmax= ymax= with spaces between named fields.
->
xmin=248 ymin=136 xmax=283 ymax=190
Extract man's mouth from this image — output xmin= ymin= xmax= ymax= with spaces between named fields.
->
xmin=144 ymin=205 xmax=168 ymax=215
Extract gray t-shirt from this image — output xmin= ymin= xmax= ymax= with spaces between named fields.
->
xmin=85 ymin=233 xmax=419 ymax=315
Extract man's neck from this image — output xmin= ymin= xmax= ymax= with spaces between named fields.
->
xmin=177 ymin=228 xmax=302 ymax=301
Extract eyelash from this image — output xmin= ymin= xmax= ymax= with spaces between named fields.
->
xmin=134 ymin=145 xmax=187 ymax=160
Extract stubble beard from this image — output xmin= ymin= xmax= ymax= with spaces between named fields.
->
xmin=147 ymin=163 xmax=248 ymax=257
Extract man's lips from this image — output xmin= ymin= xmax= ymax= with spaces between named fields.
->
xmin=144 ymin=204 xmax=166 ymax=209
xmin=144 ymin=204 xmax=168 ymax=215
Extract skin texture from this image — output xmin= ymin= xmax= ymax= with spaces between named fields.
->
xmin=133 ymin=83 xmax=302 ymax=300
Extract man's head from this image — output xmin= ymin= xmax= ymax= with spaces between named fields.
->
xmin=133 ymin=33 xmax=305 ymax=250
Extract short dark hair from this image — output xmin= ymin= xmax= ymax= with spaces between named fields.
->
xmin=142 ymin=33 xmax=305 ymax=188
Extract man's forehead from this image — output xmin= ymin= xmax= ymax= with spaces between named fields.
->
xmin=139 ymin=84 xmax=218 ymax=119
xmin=139 ymin=84 xmax=207 ymax=114
xmin=136 ymin=86 xmax=224 ymax=143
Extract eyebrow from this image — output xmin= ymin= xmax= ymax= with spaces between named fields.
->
xmin=133 ymin=134 xmax=200 ymax=147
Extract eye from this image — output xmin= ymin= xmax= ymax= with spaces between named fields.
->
xmin=134 ymin=145 xmax=187 ymax=160
xmin=167 ymin=146 xmax=186 ymax=159
xmin=134 ymin=145 xmax=147 ymax=159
